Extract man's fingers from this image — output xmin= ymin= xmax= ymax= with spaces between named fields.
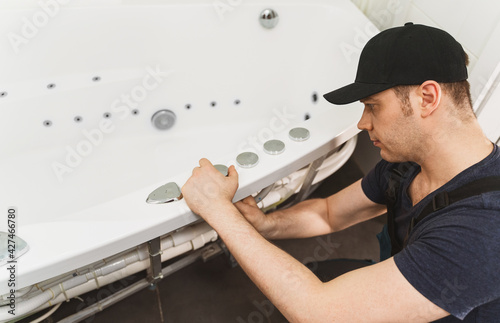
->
xmin=228 ymin=165 xmax=239 ymax=181
xmin=234 ymin=200 xmax=245 ymax=210
xmin=235 ymin=199 xmax=253 ymax=213
xmin=242 ymin=195 xmax=257 ymax=206
xmin=199 ymin=158 xmax=213 ymax=167
xmin=235 ymin=196 xmax=253 ymax=205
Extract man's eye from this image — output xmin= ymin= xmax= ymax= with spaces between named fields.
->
xmin=366 ymin=104 xmax=375 ymax=110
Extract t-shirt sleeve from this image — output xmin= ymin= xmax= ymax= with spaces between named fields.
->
xmin=394 ymin=201 xmax=500 ymax=320
xmin=361 ymin=159 xmax=393 ymax=205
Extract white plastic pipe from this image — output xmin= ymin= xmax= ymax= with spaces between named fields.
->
xmin=0 ymin=223 xmax=217 ymax=322
xmin=257 ymin=136 xmax=357 ymax=210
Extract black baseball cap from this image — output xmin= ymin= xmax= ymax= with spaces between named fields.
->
xmin=323 ymin=22 xmax=468 ymax=105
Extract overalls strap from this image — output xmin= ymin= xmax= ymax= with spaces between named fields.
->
xmin=384 ymin=162 xmax=414 ymax=256
xmin=385 ymin=171 xmax=500 ymax=257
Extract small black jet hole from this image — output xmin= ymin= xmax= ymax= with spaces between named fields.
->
xmin=74 ymin=116 xmax=83 ymax=122
xmin=312 ymin=92 xmax=318 ymax=103
xmin=304 ymin=113 xmax=311 ymax=120
xmin=132 ymin=109 xmax=140 ymax=115
xmin=43 ymin=120 xmax=52 ymax=127
xmin=47 ymin=83 xmax=56 ymax=89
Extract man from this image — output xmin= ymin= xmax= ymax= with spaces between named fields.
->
xmin=182 ymin=23 xmax=500 ymax=322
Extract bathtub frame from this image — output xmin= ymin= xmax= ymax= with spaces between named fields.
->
xmin=0 ymin=0 xmax=375 ymax=309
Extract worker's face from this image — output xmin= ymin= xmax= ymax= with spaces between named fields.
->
xmin=357 ymin=88 xmax=424 ymax=163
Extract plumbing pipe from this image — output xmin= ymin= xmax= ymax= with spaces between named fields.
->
xmin=258 ymin=135 xmax=357 ymax=211
xmin=0 ymin=286 xmax=34 ymax=306
xmin=29 ymin=303 xmax=62 ymax=323
xmin=3 ymin=233 xmax=216 ymax=321
xmin=32 ymin=232 xmax=214 ymax=315
xmin=0 ymin=224 xmax=217 ymax=321
xmin=56 ymin=247 xmax=208 ymax=323
xmin=9 ymin=222 xmax=209 ymax=298
xmin=313 ymin=135 xmax=357 ymax=184
xmin=170 ymin=221 xmax=213 ymax=247
xmin=56 ymin=279 xmax=151 ymax=323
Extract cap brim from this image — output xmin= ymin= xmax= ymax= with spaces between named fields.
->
xmin=323 ymin=82 xmax=396 ymax=105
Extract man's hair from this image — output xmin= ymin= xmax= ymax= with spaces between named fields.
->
xmin=392 ymin=53 xmax=474 ymax=120
xmin=392 ymin=85 xmax=414 ymax=117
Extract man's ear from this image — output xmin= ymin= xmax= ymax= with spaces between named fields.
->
xmin=417 ymin=81 xmax=441 ymax=117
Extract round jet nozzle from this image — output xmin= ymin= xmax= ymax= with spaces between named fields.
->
xmin=152 ymin=110 xmax=176 ymax=130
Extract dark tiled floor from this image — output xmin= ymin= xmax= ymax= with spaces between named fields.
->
xmin=21 ymin=158 xmax=385 ymax=323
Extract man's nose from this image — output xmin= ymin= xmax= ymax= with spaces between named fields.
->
xmin=357 ymin=107 xmax=373 ymax=131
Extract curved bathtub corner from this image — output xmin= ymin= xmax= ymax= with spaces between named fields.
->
xmin=0 ymin=0 xmax=376 ymax=313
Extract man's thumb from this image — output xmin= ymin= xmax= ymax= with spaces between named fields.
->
xmin=228 ymin=165 xmax=239 ymax=181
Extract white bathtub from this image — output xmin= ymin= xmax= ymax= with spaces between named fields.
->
xmin=0 ymin=0 xmax=374 ymax=315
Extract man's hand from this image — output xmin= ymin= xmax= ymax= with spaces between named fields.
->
xmin=234 ymin=196 xmax=273 ymax=237
xmin=181 ymin=158 xmax=239 ymax=222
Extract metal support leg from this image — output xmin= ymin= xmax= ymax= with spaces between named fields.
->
xmin=147 ymin=237 xmax=163 ymax=284
xmin=57 ymin=242 xmax=223 ymax=323
xmin=275 ymin=155 xmax=327 ymax=211
xmin=293 ymin=155 xmax=327 ymax=203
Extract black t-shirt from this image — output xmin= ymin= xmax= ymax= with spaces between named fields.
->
xmin=362 ymin=145 xmax=500 ymax=322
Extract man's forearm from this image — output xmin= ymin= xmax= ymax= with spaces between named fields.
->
xmin=263 ymin=180 xmax=387 ymax=240
xmin=211 ymin=202 xmax=325 ymax=322
xmin=204 ymin=201 xmax=450 ymax=323
xmin=262 ymin=198 xmax=333 ymax=240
